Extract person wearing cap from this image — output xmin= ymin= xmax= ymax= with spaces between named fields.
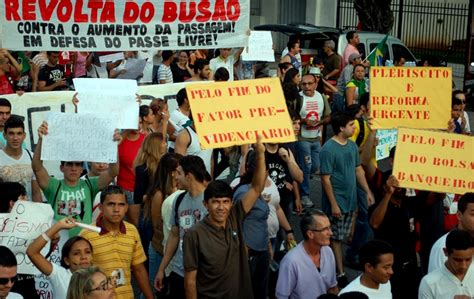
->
xmin=337 ymin=53 xmax=362 ymax=94
xmin=296 ymin=69 xmax=331 ymax=209
xmin=331 ymin=53 xmax=363 ymax=114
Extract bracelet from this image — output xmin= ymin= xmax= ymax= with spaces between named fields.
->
xmin=285 ymin=229 xmax=294 ymax=234
xmin=41 ymin=232 xmax=51 ymax=242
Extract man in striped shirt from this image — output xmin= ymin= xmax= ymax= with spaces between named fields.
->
xmin=157 ymin=50 xmax=174 ymax=84
xmin=81 ymin=185 xmax=154 ymax=299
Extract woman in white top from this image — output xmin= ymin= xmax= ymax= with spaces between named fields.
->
xmin=27 ymin=218 xmax=93 ymax=299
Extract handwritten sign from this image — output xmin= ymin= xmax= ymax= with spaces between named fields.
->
xmin=187 ymin=78 xmax=295 ymax=149
xmin=392 ymin=128 xmax=474 ymax=194
xmin=0 ymin=0 xmax=250 ymax=51
xmin=0 ymin=201 xmax=53 ymax=275
xmin=74 ymin=78 xmax=139 ymax=129
xmin=241 ymin=30 xmax=274 ymax=62
xmin=370 ymin=67 xmax=451 ymax=129
xmin=42 ymin=112 xmax=117 ymax=163
xmin=376 ymin=129 xmax=398 ymax=161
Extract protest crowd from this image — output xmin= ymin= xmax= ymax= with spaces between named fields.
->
xmin=0 ymin=13 xmax=473 ymax=299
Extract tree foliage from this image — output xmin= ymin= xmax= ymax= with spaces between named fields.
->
xmin=354 ymin=0 xmax=394 ymax=33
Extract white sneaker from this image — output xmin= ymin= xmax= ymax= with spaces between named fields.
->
xmin=301 ymin=195 xmax=314 ymax=207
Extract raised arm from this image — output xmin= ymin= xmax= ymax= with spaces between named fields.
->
xmin=241 ymin=136 xmax=266 ymax=213
xmin=32 ymin=121 xmax=51 ymax=190
xmin=26 ymin=218 xmax=77 ymax=276
xmin=279 ymin=148 xmax=303 ymax=184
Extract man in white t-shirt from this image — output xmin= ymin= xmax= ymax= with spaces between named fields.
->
xmin=0 ymin=246 xmax=23 ymax=299
xmin=340 ymin=239 xmax=394 ymax=298
xmin=428 ymin=192 xmax=474 ymax=273
xmin=0 ymin=116 xmax=42 ymax=202
xmin=296 ymin=71 xmax=331 ymax=208
xmin=168 ymin=88 xmax=192 ymax=151
xmin=419 ymin=229 xmax=474 ymax=298
xmin=209 ymin=48 xmax=243 ymax=81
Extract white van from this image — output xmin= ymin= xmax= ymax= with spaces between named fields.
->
xmin=254 ymin=23 xmax=417 ymax=65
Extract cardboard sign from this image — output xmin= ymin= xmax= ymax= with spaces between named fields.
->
xmin=187 ymin=77 xmax=296 ymax=149
xmin=392 ymin=128 xmax=473 ymax=194
xmin=0 ymin=201 xmax=54 ymax=275
xmin=370 ymin=67 xmax=451 ymax=129
xmin=0 ymin=0 xmax=250 ymax=51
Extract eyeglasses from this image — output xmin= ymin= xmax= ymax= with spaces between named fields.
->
xmin=64 ymin=162 xmax=83 ymax=167
xmin=309 ymin=226 xmax=332 ymax=233
xmin=301 ymin=81 xmax=315 ymax=86
xmin=87 ymin=277 xmax=113 ymax=293
xmin=0 ymin=275 xmax=18 ymax=285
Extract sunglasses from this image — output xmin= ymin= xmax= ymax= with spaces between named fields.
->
xmin=0 ymin=275 xmax=18 ymax=285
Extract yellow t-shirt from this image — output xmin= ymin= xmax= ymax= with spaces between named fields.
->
xmin=80 ymin=221 xmax=146 ymax=299
xmin=350 ymin=118 xmax=377 ymax=167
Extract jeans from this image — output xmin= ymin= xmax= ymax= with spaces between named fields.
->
xmin=296 ymin=140 xmax=321 ymax=197
xmin=331 ymin=93 xmax=346 ymax=113
xmin=148 ymin=244 xmax=163 ymax=299
xmin=248 ymin=249 xmax=270 ymax=299
xmin=345 ymin=184 xmax=370 ymax=263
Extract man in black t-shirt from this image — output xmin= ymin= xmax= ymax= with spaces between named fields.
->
xmin=38 ymin=51 xmax=67 ymax=91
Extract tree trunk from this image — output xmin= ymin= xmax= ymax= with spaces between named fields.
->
xmin=354 ymin=0 xmax=394 ymax=33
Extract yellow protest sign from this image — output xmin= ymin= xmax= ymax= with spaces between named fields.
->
xmin=392 ymin=128 xmax=473 ymax=194
xmin=370 ymin=67 xmax=452 ymax=129
xmin=186 ymin=78 xmax=295 ymax=149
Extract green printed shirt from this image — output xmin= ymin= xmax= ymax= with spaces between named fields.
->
xmin=43 ymin=176 xmax=100 ymax=236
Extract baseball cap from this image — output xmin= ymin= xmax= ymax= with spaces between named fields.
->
xmin=349 ymin=53 xmax=363 ymax=63
xmin=309 ymin=67 xmax=322 ymax=76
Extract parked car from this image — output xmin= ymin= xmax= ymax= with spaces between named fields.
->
xmin=254 ymin=23 xmax=417 ymax=65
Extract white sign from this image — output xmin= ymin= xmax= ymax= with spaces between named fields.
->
xmin=74 ymin=78 xmax=139 ymax=129
xmin=0 ymin=201 xmax=54 ymax=275
xmin=376 ymin=129 xmax=398 ymax=160
xmin=117 ymin=58 xmax=147 ymax=80
xmin=42 ymin=112 xmax=117 ymax=163
xmin=99 ymin=52 xmax=125 ymax=64
xmin=241 ymin=30 xmax=274 ymax=62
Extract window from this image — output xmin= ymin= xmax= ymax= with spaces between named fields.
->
xmin=392 ymin=44 xmax=416 ymax=62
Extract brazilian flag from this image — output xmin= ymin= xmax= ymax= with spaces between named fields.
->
xmin=366 ymin=35 xmax=388 ymax=66
xmin=15 ymin=51 xmax=30 ymax=74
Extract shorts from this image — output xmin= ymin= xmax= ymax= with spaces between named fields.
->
xmin=329 ymin=212 xmax=355 ymax=241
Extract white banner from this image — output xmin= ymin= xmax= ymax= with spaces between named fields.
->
xmin=74 ymin=78 xmax=139 ymax=129
xmin=42 ymin=112 xmax=117 ymax=163
xmin=0 ymin=0 xmax=250 ymax=51
xmin=0 ymin=201 xmax=54 ymax=275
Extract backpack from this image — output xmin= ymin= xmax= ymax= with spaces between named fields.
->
xmin=173 ymin=192 xmax=188 ymax=227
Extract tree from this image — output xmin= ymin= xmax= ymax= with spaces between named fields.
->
xmin=354 ymin=0 xmax=394 ymax=33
